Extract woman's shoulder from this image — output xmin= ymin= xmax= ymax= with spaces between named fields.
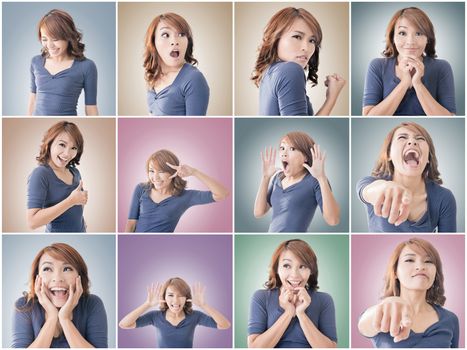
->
xmin=269 ymin=61 xmax=304 ymax=77
xmin=426 ymin=180 xmax=454 ymax=200
xmin=79 ymin=294 xmax=106 ymax=310
xmin=181 ymin=64 xmax=208 ymax=85
xmin=433 ymin=304 xmax=459 ymax=324
xmin=311 ymin=290 xmax=334 ymax=303
xmin=75 ymin=57 xmax=97 ymax=74
xmin=14 ymin=295 xmax=30 ymax=309
xmin=367 ymin=57 xmax=395 ymax=70
xmin=31 ymin=54 xmax=44 ymax=65
xmin=30 ymin=164 xmax=52 ymax=177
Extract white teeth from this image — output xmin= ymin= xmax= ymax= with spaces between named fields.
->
xmin=50 ymin=287 xmax=67 ymax=291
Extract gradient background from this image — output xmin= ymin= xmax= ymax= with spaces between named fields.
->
xmin=235 ymin=235 xmax=349 ymax=348
xmin=2 ymin=118 xmax=116 ymax=232
xmin=351 ymin=234 xmax=465 ymax=347
xmin=118 ymin=2 xmax=232 ymax=116
xmin=2 ymin=234 xmax=116 ymax=348
xmin=235 ymin=118 xmax=349 ymax=232
xmin=235 ymin=2 xmax=349 ymax=116
xmin=351 ymin=118 xmax=465 ymax=232
xmin=118 ymin=235 xmax=232 ymax=348
xmin=118 ymin=118 xmax=232 ymax=232
xmin=2 ymin=2 xmax=116 ymax=116
xmin=351 ymin=2 xmax=465 ymax=115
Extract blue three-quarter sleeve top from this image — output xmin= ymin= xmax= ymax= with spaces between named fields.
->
xmin=30 ymin=55 xmax=98 ymax=116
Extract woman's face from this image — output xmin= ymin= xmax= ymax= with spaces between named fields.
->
xmin=277 ymin=250 xmax=311 ymax=290
xmin=393 ymin=17 xmax=428 ymax=58
xmin=388 ymin=126 xmax=430 ymax=178
xmin=277 ymin=18 xmax=317 ymax=68
xmin=38 ymin=253 xmax=78 ymax=308
xmin=164 ymin=285 xmax=187 ymax=313
xmin=40 ymin=28 xmax=69 ymax=59
xmin=155 ymin=21 xmax=188 ymax=70
xmin=148 ymin=161 xmax=173 ymax=192
xmin=49 ymin=131 xmax=78 ymax=169
xmin=396 ymin=245 xmax=436 ymax=293
xmin=279 ymin=138 xmax=307 ymax=177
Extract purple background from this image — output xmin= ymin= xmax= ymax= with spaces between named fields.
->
xmin=118 ymin=118 xmax=232 ymax=232
xmin=351 ymin=235 xmax=465 ymax=347
xmin=118 ymin=235 xmax=233 ymax=348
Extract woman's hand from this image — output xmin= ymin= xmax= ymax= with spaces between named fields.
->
xmin=303 ymin=144 xmax=326 ymax=180
xmin=409 ymin=58 xmax=425 ymax=86
xmin=371 ymin=181 xmax=412 ymax=226
xmin=373 ymin=297 xmax=413 ymax=342
xmin=279 ymin=287 xmax=296 ymax=316
xmin=261 ymin=147 xmax=279 ymax=179
xmin=324 ymin=74 xmax=346 ymax=100
xmin=67 ymin=180 xmax=88 ymax=206
xmin=294 ymin=287 xmax=311 ymax=316
xmin=395 ymin=57 xmax=414 ymax=88
xmin=58 ymin=276 xmax=83 ymax=322
xmin=145 ymin=282 xmax=163 ymax=307
xmin=167 ymin=163 xmax=194 ymax=178
xmin=189 ymin=282 xmax=206 ymax=307
xmin=35 ymin=275 xmax=59 ymax=321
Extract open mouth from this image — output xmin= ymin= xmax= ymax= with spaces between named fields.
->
xmin=282 ymin=161 xmax=289 ymax=171
xmin=170 ymin=49 xmax=180 ymax=58
xmin=403 ymin=149 xmax=420 ymax=167
xmin=49 ymin=287 xmax=68 ymax=298
xmin=287 ymin=280 xmax=302 ymax=292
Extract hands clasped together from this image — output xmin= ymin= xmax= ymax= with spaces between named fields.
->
xmin=396 ymin=56 xmax=425 ymax=88
xmin=279 ymin=286 xmax=311 ymax=317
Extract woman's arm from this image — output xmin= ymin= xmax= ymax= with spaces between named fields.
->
xmin=185 ymin=72 xmax=210 ymax=116
xmin=125 ymin=219 xmax=137 ymax=233
xmin=27 ymin=180 xmax=88 ymax=230
xmin=303 ymin=144 xmax=339 ymax=225
xmin=28 ymin=93 xmax=36 ymax=116
xmin=119 ymin=283 xmax=161 ymax=329
xmin=253 ymin=147 xmax=277 ymax=217
xmin=85 ymin=105 xmax=99 ymax=116
xmin=315 ymin=74 xmax=346 ymax=116
xmin=190 ymin=283 xmax=230 ymax=330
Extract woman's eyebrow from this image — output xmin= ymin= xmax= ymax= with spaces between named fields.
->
xmin=397 ymin=25 xmax=408 ymax=29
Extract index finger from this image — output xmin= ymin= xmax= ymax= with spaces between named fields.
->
xmin=372 ymin=304 xmax=384 ymax=331
xmin=166 ymin=162 xmax=179 ymax=170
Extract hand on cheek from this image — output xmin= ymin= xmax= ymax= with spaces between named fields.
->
xmin=58 ymin=275 xmax=83 ymax=322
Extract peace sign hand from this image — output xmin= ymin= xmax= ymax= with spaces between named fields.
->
xmin=166 ymin=163 xmax=195 ymax=179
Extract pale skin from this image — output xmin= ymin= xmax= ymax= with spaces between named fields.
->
xmin=248 ymin=250 xmax=336 ymax=348
xmin=125 ymin=161 xmax=229 ymax=232
xmin=358 ymin=246 xmax=439 ymax=343
xmin=119 ymin=282 xmax=231 ymax=330
xmin=28 ymin=28 xmax=98 ymax=116
xmin=363 ymin=18 xmax=453 ymax=116
xmin=254 ymin=142 xmax=340 ymax=226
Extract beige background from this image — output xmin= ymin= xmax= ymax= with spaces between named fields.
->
xmin=118 ymin=2 xmax=233 ymax=116
xmin=2 ymin=118 xmax=116 ymax=233
xmin=235 ymin=2 xmax=349 ymax=116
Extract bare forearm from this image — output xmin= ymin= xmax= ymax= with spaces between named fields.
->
xmin=28 ymin=318 xmax=57 ymax=348
xmin=85 ymin=105 xmax=99 ymax=116
xmin=28 ymin=198 xmax=75 ymax=230
xmin=315 ymin=96 xmax=338 ymax=116
xmin=254 ymin=176 xmax=271 ymax=217
xmin=364 ymin=82 xmax=410 ymax=116
xmin=361 ymin=180 xmax=391 ymax=205
xmin=318 ymin=177 xmax=340 ymax=226
xmin=125 ymin=220 xmax=137 ymax=233
xmin=357 ymin=305 xmax=379 ymax=337
xmin=119 ymin=302 xmax=151 ymax=329
xmin=297 ymin=312 xmax=336 ymax=348
xmin=193 ymin=169 xmax=229 ymax=201
xmin=199 ymin=303 xmax=231 ymax=329
xmin=248 ymin=310 xmax=294 ymax=348
xmin=28 ymin=94 xmax=36 ymax=116
xmin=60 ymin=319 xmax=94 ymax=348
xmin=413 ymin=83 xmax=453 ymax=116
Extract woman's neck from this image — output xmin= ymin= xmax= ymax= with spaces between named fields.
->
xmin=48 ymin=54 xmax=72 ymax=63
xmin=160 ymin=62 xmax=185 ymax=76
xmin=152 ymin=186 xmax=173 ymax=196
xmin=166 ymin=309 xmax=185 ymax=319
xmin=392 ymin=173 xmax=426 ymax=194
xmin=48 ymin=161 xmax=68 ymax=175
xmin=399 ymin=288 xmax=430 ymax=314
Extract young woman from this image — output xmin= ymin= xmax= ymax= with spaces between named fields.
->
xmin=119 ymin=277 xmax=230 ymax=347
xmin=144 ymin=13 xmax=209 ymax=116
xmin=27 ymin=121 xmax=88 ymax=232
xmin=357 ymin=122 xmax=456 ymax=232
xmin=12 ymin=243 xmax=107 ymax=348
xmin=358 ymin=238 xmax=459 ymax=347
xmin=252 ymin=7 xmax=345 ymax=116
xmin=248 ymin=239 xmax=337 ymax=348
xmin=362 ymin=7 xmax=456 ymax=116
xmin=29 ymin=9 xmax=98 ymax=116
xmin=126 ymin=149 xmax=229 ymax=232
xmin=254 ymin=131 xmax=340 ymax=232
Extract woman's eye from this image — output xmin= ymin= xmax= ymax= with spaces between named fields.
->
xmin=416 ymin=137 xmax=426 ymax=141
xmin=397 ymin=135 xmax=407 ymax=140
xmin=290 ymin=147 xmax=295 ymax=151
xmin=292 ymin=35 xmax=302 ymax=40
xmin=283 ymin=264 xmax=290 ymax=269
xmin=178 ymin=32 xmax=186 ymax=37
xmin=398 ymin=31 xmax=407 ymax=36
xmin=161 ymin=32 xmax=169 ymax=38
xmin=404 ymin=259 xmax=414 ymax=263
xmin=279 ymin=146 xmax=285 ymax=151
xmin=310 ymin=38 xmax=316 ymax=44
xmin=42 ymin=267 xmax=51 ymax=272
xmin=299 ymin=265 xmax=307 ymax=270
xmin=416 ymin=32 xmax=423 ymax=37
xmin=64 ymin=266 xmax=73 ymax=272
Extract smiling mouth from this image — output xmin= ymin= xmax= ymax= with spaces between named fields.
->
xmin=170 ymin=49 xmax=180 ymax=58
xmin=296 ymin=55 xmax=308 ymax=61
xmin=403 ymin=149 xmax=420 ymax=167
xmin=49 ymin=287 xmax=68 ymax=298
xmin=412 ymin=273 xmax=428 ymax=278
xmin=287 ymin=280 xmax=302 ymax=291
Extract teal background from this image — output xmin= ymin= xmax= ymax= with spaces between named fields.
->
xmin=234 ymin=235 xmax=349 ymax=348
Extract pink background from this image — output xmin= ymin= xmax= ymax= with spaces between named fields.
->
xmin=118 ymin=118 xmax=232 ymax=232
xmin=351 ymin=235 xmax=465 ymax=347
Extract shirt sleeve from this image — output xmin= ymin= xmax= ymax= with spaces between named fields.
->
xmin=30 ymin=59 xmax=37 ymax=94
xmin=276 ymin=62 xmax=309 ymax=116
xmin=195 ymin=311 xmax=217 ymax=329
xmin=356 ymin=176 xmax=377 ymax=205
xmin=312 ymin=176 xmax=325 ymax=212
xmin=135 ymin=311 xmax=157 ymax=328
xmin=186 ymin=190 xmax=215 ymax=207
xmin=247 ymin=290 xmax=268 ymax=335
xmin=436 ymin=60 xmax=456 ymax=114
xmin=27 ymin=167 xmax=49 ymax=209
xmin=184 ymin=70 xmax=210 ymax=116
xmin=11 ymin=298 xmax=34 ymax=348
xmin=317 ymin=293 xmax=338 ymax=343
xmin=450 ymin=312 xmax=459 ymax=348
xmin=128 ymin=184 xmax=143 ymax=220
xmin=83 ymin=59 xmax=98 ymax=105
xmin=266 ymin=173 xmax=278 ymax=207
xmin=84 ymin=295 xmax=108 ymax=348
xmin=438 ymin=187 xmax=457 ymax=232
xmin=363 ymin=59 xmax=384 ymax=107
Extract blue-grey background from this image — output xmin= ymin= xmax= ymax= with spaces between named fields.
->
xmin=2 ymin=235 xmax=116 ymax=347
xmin=235 ymin=118 xmax=349 ymax=232
xmin=351 ymin=118 xmax=465 ymax=232
xmin=351 ymin=2 xmax=465 ymax=116
xmin=2 ymin=2 xmax=116 ymax=116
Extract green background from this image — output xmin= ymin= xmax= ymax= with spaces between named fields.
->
xmin=235 ymin=235 xmax=349 ymax=347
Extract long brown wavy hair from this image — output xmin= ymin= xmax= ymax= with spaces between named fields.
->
xmin=383 ymin=7 xmax=436 ymax=58
xmin=145 ymin=149 xmax=187 ymax=196
xmin=372 ymin=122 xmax=442 ymax=184
xmin=143 ymin=13 xmax=197 ymax=89
xmin=38 ymin=9 xmax=85 ymax=60
xmin=252 ymin=7 xmax=322 ymax=87
xmin=383 ymin=238 xmax=445 ymax=305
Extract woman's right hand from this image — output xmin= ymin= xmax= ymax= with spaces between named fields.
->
xmin=324 ymin=74 xmax=346 ymax=100
xmin=368 ymin=181 xmax=412 ymax=226
xmin=67 ymin=180 xmax=88 ymax=206
xmin=373 ymin=297 xmax=413 ymax=342
xmin=395 ymin=57 xmax=414 ymax=88
xmin=279 ymin=287 xmax=296 ymax=316
xmin=261 ymin=147 xmax=278 ymax=179
xmin=145 ymin=282 xmax=163 ymax=307
xmin=35 ymin=275 xmax=58 ymax=321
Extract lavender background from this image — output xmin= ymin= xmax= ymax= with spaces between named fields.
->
xmin=118 ymin=235 xmax=233 ymax=348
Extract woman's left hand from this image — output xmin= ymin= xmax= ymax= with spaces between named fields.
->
xmin=58 ymin=276 xmax=83 ymax=322
xmin=303 ymin=144 xmax=326 ymax=180
xmin=294 ymin=287 xmax=311 ymax=315
xmin=324 ymin=74 xmax=346 ymax=100
xmin=188 ymin=282 xmax=206 ymax=308
xmin=167 ymin=162 xmax=195 ymax=179
xmin=409 ymin=57 xmax=425 ymax=85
